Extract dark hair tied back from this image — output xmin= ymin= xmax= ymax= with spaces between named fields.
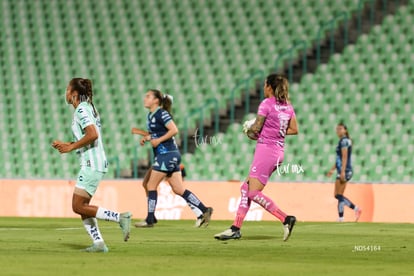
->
xmin=149 ymin=89 xmax=173 ymax=114
xmin=69 ymin=78 xmax=98 ymax=116
xmin=338 ymin=122 xmax=351 ymax=141
xmin=265 ymin=74 xmax=290 ymax=104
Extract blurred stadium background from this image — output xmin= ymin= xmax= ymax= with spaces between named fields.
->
xmin=0 ymin=0 xmax=412 ymax=183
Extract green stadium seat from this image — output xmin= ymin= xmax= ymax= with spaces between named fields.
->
xmin=183 ymin=2 xmax=414 ymax=182
xmin=0 ymin=0 xmax=408 ymax=179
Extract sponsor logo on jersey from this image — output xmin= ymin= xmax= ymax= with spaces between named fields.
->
xmin=275 ymin=104 xmax=289 ymax=111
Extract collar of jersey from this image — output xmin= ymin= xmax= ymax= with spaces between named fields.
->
xmin=148 ymin=107 xmax=161 ymax=119
xmin=76 ymin=101 xmax=89 ymax=110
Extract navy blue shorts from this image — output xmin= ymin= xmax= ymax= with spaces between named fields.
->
xmin=152 ymin=151 xmax=181 ymax=176
xmin=336 ymin=170 xmax=353 ymax=181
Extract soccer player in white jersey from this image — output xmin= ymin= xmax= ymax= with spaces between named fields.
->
xmin=52 ymin=78 xmax=131 ymax=253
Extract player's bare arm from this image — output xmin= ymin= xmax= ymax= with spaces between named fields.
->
xmin=132 ymin=127 xmax=151 ymax=146
xmin=247 ymin=115 xmax=265 ymax=139
xmin=340 ymin=147 xmax=348 ymax=182
xmin=286 ymin=116 xmax=298 ymax=135
xmin=52 ymin=125 xmax=98 ymax=154
xmin=326 ymin=163 xmax=336 ymax=177
xmin=131 ymin=127 xmax=149 ymax=136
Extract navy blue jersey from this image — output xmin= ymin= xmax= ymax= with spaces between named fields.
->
xmin=336 ymin=136 xmax=352 ymax=173
xmin=147 ymin=107 xmax=178 ymax=155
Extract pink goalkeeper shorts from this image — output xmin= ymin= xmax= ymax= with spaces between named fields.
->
xmin=248 ymin=143 xmax=284 ymax=185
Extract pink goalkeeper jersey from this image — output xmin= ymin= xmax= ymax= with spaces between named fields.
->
xmin=257 ymin=96 xmax=296 ymax=148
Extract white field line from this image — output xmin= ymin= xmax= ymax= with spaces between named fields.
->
xmin=0 ymin=226 xmax=116 ymax=231
xmin=0 ymin=228 xmax=36 ymax=231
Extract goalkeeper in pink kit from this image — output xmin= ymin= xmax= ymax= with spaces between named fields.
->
xmin=215 ymin=74 xmax=298 ymax=241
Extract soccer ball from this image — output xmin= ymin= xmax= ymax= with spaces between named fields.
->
xmin=242 ymin=118 xmax=256 ymax=134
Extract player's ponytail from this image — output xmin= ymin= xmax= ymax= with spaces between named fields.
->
xmin=69 ymin=78 xmax=98 ymax=117
xmin=338 ymin=122 xmax=351 ymax=141
xmin=275 ymin=77 xmax=289 ymax=103
xmin=162 ymin=94 xmax=173 ymax=114
xmin=345 ymin=129 xmax=351 ymax=141
xmin=150 ymin=89 xmax=173 ymax=115
xmin=265 ymin=74 xmax=290 ymax=104
xmin=81 ymin=79 xmax=98 ymax=117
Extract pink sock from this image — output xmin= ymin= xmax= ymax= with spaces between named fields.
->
xmin=248 ymin=190 xmax=287 ymax=222
xmin=232 ymin=182 xmax=251 ymax=229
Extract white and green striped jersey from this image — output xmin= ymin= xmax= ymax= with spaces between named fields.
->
xmin=71 ymin=102 xmax=108 ymax=173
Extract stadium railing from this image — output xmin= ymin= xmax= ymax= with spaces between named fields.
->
xmin=229 ymin=69 xmax=265 ymax=125
xmin=132 ymin=144 xmax=154 ymax=178
xmin=183 ymin=98 xmax=219 ymax=154
xmin=181 ymin=0 xmax=386 ymax=154
xmin=316 ymin=11 xmax=349 ymax=66
xmin=107 ymin=156 xmax=120 ymax=178
xmin=357 ymin=0 xmax=394 ymax=34
xmin=274 ymin=40 xmax=308 ymax=83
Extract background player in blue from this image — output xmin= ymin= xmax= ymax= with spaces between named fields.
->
xmin=327 ymin=123 xmax=362 ymax=222
xmin=131 ymin=127 xmax=205 ymax=226
xmin=135 ymin=89 xmax=213 ymax=228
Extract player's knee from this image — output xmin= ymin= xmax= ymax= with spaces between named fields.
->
xmin=335 ymin=194 xmax=343 ymax=201
xmin=72 ymin=203 xmax=81 ymax=214
xmin=171 ymin=185 xmax=184 ymax=195
xmin=72 ymin=202 xmax=85 ymax=215
xmin=247 ymin=190 xmax=259 ymax=201
xmin=171 ymin=181 xmax=185 ymax=195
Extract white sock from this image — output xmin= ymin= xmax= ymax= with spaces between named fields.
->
xmin=187 ymin=202 xmax=203 ymax=218
xmin=96 ymin=207 xmax=120 ymax=222
xmin=83 ymin=218 xmax=104 ymax=244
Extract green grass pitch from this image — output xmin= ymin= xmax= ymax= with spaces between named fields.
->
xmin=0 ymin=218 xmax=412 ymax=275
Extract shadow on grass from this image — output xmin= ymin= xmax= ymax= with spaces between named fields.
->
xmin=61 ymin=243 xmax=86 ymax=250
xmin=242 ymin=235 xmax=275 ymax=241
